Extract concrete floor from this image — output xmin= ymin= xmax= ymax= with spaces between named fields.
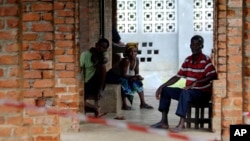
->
xmin=61 ymin=89 xmax=220 ymax=141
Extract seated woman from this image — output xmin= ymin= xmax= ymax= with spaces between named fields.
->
xmin=119 ymin=42 xmax=153 ymax=110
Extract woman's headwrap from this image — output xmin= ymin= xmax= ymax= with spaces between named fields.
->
xmin=125 ymin=42 xmax=138 ymax=49
xmin=124 ymin=42 xmax=139 ymax=57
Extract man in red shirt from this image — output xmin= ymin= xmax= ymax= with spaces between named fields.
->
xmin=150 ymin=35 xmax=217 ymax=132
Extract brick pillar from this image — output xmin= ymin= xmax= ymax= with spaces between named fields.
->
xmin=213 ymin=0 xmax=228 ymax=139
xmin=22 ymin=1 xmax=60 ymax=140
xmin=214 ymin=1 xmax=244 ymax=140
xmin=53 ymin=0 xmax=80 ymax=132
xmin=224 ymin=1 xmax=244 ymax=140
xmin=243 ymin=1 xmax=250 ymax=124
xmin=0 ymin=1 xmax=25 ymax=140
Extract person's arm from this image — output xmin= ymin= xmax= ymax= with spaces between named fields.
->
xmin=79 ymin=52 xmax=85 ymax=79
xmin=100 ymin=52 xmax=108 ymax=64
xmin=155 ymin=75 xmax=181 ymax=100
xmin=91 ymin=50 xmax=108 ymax=65
xmin=186 ymin=74 xmax=217 ymax=90
xmin=96 ymin=63 xmax=107 ymax=99
xmin=134 ymin=58 xmax=139 ymax=75
xmin=120 ymin=58 xmax=130 ymax=78
xmin=134 ymin=58 xmax=143 ymax=80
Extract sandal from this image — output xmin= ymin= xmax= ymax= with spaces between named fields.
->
xmin=114 ymin=116 xmax=126 ymax=120
xmin=150 ymin=123 xmax=169 ymax=129
xmin=140 ymin=104 xmax=153 ymax=109
xmin=150 ymin=122 xmax=162 ymax=128
xmin=122 ymin=105 xmax=132 ymax=110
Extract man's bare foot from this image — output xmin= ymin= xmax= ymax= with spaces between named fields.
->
xmin=150 ymin=122 xmax=169 ymax=129
xmin=92 ymin=107 xmax=106 ymax=118
xmin=150 ymin=122 xmax=161 ymax=128
xmin=140 ymin=104 xmax=153 ymax=109
xmin=95 ymin=112 xmax=107 ymax=118
xmin=121 ymin=105 xmax=132 ymax=110
xmin=170 ymin=125 xmax=185 ymax=132
xmin=114 ymin=116 xmax=126 ymax=120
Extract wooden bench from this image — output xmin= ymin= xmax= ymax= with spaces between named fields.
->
xmin=186 ymin=101 xmax=212 ymax=130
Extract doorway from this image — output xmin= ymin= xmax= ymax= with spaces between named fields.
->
xmin=116 ymin=0 xmax=214 ymax=90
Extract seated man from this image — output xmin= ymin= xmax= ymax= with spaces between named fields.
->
xmin=151 ymin=35 xmax=217 ymax=132
xmin=80 ymin=38 xmax=110 ymax=117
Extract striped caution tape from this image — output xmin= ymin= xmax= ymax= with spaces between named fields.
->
xmin=243 ymin=112 xmax=250 ymax=117
xmin=0 ymin=98 xmax=217 ymax=141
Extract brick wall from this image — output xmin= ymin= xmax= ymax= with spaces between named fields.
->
xmin=0 ymin=0 xmax=79 ymax=140
xmin=0 ymin=0 xmax=111 ymax=140
xmin=54 ymin=0 xmax=80 ymax=132
xmin=2 ymin=0 xmax=250 ymax=141
xmin=22 ymin=0 xmax=60 ymax=139
xmin=213 ymin=0 xmax=250 ymax=140
xmin=0 ymin=0 xmax=24 ymax=140
xmin=243 ymin=0 xmax=250 ymax=116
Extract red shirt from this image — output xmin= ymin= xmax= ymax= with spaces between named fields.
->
xmin=177 ymin=53 xmax=217 ymax=92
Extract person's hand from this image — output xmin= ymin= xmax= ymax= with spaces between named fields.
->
xmin=155 ymin=86 xmax=163 ymax=100
xmin=184 ymin=81 xmax=196 ymax=90
xmin=97 ymin=90 xmax=104 ymax=100
xmin=184 ymin=86 xmax=191 ymax=90
xmin=136 ymin=75 xmax=144 ymax=80
xmin=130 ymin=76 xmax=137 ymax=81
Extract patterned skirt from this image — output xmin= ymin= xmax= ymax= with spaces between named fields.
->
xmin=120 ymin=78 xmax=144 ymax=96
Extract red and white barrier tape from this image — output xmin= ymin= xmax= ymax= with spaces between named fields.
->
xmin=243 ymin=112 xmax=250 ymax=117
xmin=0 ymin=98 xmax=218 ymax=141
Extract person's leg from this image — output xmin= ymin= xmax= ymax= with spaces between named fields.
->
xmin=112 ymin=24 xmax=125 ymax=46
xmin=95 ymin=63 xmax=107 ymax=92
xmin=175 ymin=90 xmax=192 ymax=118
xmin=130 ymin=80 xmax=153 ymax=109
xmin=172 ymin=89 xmax=192 ymax=131
xmin=84 ymin=81 xmax=98 ymax=116
xmin=84 ymin=100 xmax=107 ymax=117
xmin=84 ymin=63 xmax=107 ymax=117
xmin=137 ymin=91 xmax=146 ymax=105
xmin=94 ymin=63 xmax=107 ymax=106
xmin=85 ymin=101 xmax=97 ymax=113
xmin=137 ymin=91 xmax=153 ymax=109
xmin=94 ymin=63 xmax=108 ymax=116
xmin=172 ymin=89 xmax=208 ymax=132
xmin=121 ymin=91 xmax=131 ymax=110
xmin=151 ymin=87 xmax=182 ymax=128
xmin=176 ymin=89 xmax=208 ymax=118
xmin=120 ymin=79 xmax=134 ymax=110
xmin=112 ymin=25 xmax=121 ymax=43
xmin=170 ymin=117 xmax=186 ymax=132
